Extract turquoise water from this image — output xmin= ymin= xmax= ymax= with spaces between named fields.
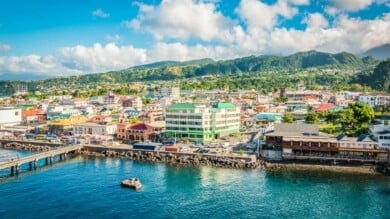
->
xmin=0 ymin=149 xmax=389 ymax=218
xmin=0 ymin=149 xmax=33 ymax=162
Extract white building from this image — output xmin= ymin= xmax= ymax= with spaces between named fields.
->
xmin=337 ymin=134 xmax=378 ymax=150
xmin=359 ymin=94 xmax=390 ymax=107
xmin=0 ymin=107 xmax=22 ymax=126
xmin=370 ymin=120 xmax=390 ymax=149
xmin=132 ymin=96 xmax=143 ymax=110
xmin=161 ymin=87 xmax=180 ymax=99
xmin=73 ymin=122 xmax=117 ymax=140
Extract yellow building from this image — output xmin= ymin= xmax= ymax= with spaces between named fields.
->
xmin=48 ymin=115 xmax=89 ymax=135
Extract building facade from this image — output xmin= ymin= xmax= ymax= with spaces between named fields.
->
xmin=165 ymin=102 xmax=240 ymax=143
xmin=359 ymin=94 xmax=390 ymax=107
xmin=73 ymin=122 xmax=117 ymax=140
xmin=0 ymin=107 xmax=22 ymax=126
xmin=370 ymin=120 xmax=390 ymax=149
xmin=161 ymin=87 xmax=180 ymax=99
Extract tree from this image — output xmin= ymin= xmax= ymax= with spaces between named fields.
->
xmin=325 ymin=112 xmax=338 ymax=124
xmin=282 ymin=113 xmax=294 ymax=123
xmin=305 ymin=112 xmax=320 ymax=124
xmin=337 ymin=102 xmax=374 ymax=135
xmin=274 ymin=97 xmax=288 ymax=104
xmin=371 ymin=60 xmax=390 ymax=92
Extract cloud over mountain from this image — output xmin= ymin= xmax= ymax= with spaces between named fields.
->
xmin=0 ymin=0 xmax=389 ymax=76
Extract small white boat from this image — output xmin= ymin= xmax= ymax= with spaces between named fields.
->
xmin=121 ymin=178 xmax=142 ymax=190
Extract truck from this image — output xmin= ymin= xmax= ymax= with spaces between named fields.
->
xmin=133 ymin=143 xmax=162 ymax=151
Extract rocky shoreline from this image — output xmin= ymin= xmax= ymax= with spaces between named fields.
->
xmin=1 ymin=141 xmax=388 ymax=175
xmin=0 ymin=142 xmax=52 ymax=152
xmin=79 ymin=149 xmax=390 ymax=175
xmin=78 ymin=149 xmax=267 ymax=169
xmin=265 ymin=162 xmax=384 ymax=175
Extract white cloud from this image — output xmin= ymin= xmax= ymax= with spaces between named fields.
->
xmin=0 ymin=55 xmax=79 ymax=76
xmin=59 ymin=43 xmax=147 ymax=72
xmin=0 ymin=43 xmax=148 ymax=75
xmin=1 ymin=1 xmax=390 ymax=76
xmin=105 ymin=34 xmax=121 ymax=43
xmin=376 ymin=0 xmax=390 ymax=7
xmin=304 ymin=13 xmax=329 ymax=30
xmin=147 ymin=42 xmax=240 ymax=62
xmin=325 ymin=0 xmax=373 ymax=15
xmin=236 ymin=0 xmax=299 ymax=31
xmin=288 ymin=0 xmax=310 ymax=5
xmin=92 ymin=8 xmax=110 ymax=18
xmin=127 ymin=0 xmax=240 ymax=43
xmin=0 ymin=43 xmax=11 ymax=52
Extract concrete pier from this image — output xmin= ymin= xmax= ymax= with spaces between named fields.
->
xmin=0 ymin=145 xmax=82 ymax=175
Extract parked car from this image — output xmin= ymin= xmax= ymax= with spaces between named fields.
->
xmin=180 ymin=146 xmax=189 ymax=152
xmin=222 ymin=142 xmax=230 ymax=148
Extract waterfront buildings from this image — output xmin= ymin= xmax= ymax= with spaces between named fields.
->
xmin=370 ymin=120 xmax=390 ymax=149
xmin=117 ymin=121 xmax=164 ymax=141
xmin=265 ymin=124 xmax=338 ymax=156
xmin=48 ymin=115 xmax=89 ymax=135
xmin=73 ymin=122 xmax=117 ymax=142
xmin=265 ymin=123 xmax=388 ymax=160
xmin=165 ymin=102 xmax=240 ymax=143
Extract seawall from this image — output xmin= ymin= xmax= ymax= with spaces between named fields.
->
xmin=0 ymin=140 xmax=63 ymax=151
xmin=80 ymin=144 xmax=265 ymax=169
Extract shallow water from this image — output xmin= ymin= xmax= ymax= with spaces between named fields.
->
xmin=0 ymin=150 xmax=389 ymax=218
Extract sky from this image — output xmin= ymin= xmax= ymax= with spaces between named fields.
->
xmin=0 ymin=0 xmax=389 ymax=77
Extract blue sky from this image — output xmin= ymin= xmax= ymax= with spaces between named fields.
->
xmin=0 ymin=0 xmax=389 ymax=76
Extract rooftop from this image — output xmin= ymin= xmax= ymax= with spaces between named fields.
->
xmin=212 ymin=102 xmax=235 ymax=109
xmin=266 ymin=123 xmax=319 ymax=137
xmin=74 ymin=122 xmax=116 ymax=127
xmin=168 ymin=103 xmax=196 ymax=110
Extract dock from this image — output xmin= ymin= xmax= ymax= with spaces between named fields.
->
xmin=0 ymin=145 xmax=82 ymax=175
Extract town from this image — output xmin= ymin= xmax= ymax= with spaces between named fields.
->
xmin=0 ymin=85 xmax=389 ymax=171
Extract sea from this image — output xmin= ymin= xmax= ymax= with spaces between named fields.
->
xmin=0 ymin=148 xmax=389 ymax=219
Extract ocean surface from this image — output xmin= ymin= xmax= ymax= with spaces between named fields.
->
xmin=0 ymin=148 xmax=389 ymax=219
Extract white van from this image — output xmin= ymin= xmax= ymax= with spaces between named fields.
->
xmin=222 ymin=142 xmax=230 ymax=148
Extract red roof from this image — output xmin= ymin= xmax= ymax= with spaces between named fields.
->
xmin=304 ymin=95 xmax=318 ymax=100
xmin=22 ymin=109 xmax=44 ymax=117
xmin=313 ymin=103 xmax=335 ymax=112
xmin=129 ymin=123 xmax=152 ymax=130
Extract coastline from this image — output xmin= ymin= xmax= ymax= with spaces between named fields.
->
xmin=1 ymin=141 xmax=388 ymax=175
xmin=266 ymin=162 xmax=380 ymax=175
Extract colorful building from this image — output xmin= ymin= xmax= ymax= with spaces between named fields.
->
xmin=164 ymin=102 xmax=240 ymax=143
xmin=48 ymin=115 xmax=88 ymax=135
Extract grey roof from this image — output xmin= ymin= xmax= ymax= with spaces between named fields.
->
xmin=266 ymin=124 xmax=319 ymax=137
xmin=337 ymin=134 xmax=377 ymax=143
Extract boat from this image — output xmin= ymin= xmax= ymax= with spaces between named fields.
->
xmin=121 ymin=178 xmax=142 ymax=190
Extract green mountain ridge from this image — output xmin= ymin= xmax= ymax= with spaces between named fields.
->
xmin=0 ymin=51 xmax=383 ymax=96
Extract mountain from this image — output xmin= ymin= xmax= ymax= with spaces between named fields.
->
xmin=131 ymin=58 xmax=215 ymax=69
xmin=353 ymin=59 xmax=390 ymax=92
xmin=0 ymin=51 xmax=379 ymax=95
xmin=190 ymin=51 xmax=372 ymax=76
xmin=362 ymin=44 xmax=390 ymax=60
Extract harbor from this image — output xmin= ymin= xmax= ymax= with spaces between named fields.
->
xmin=0 ymin=151 xmax=389 ymax=218
xmin=0 ymin=139 xmax=388 ymax=175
